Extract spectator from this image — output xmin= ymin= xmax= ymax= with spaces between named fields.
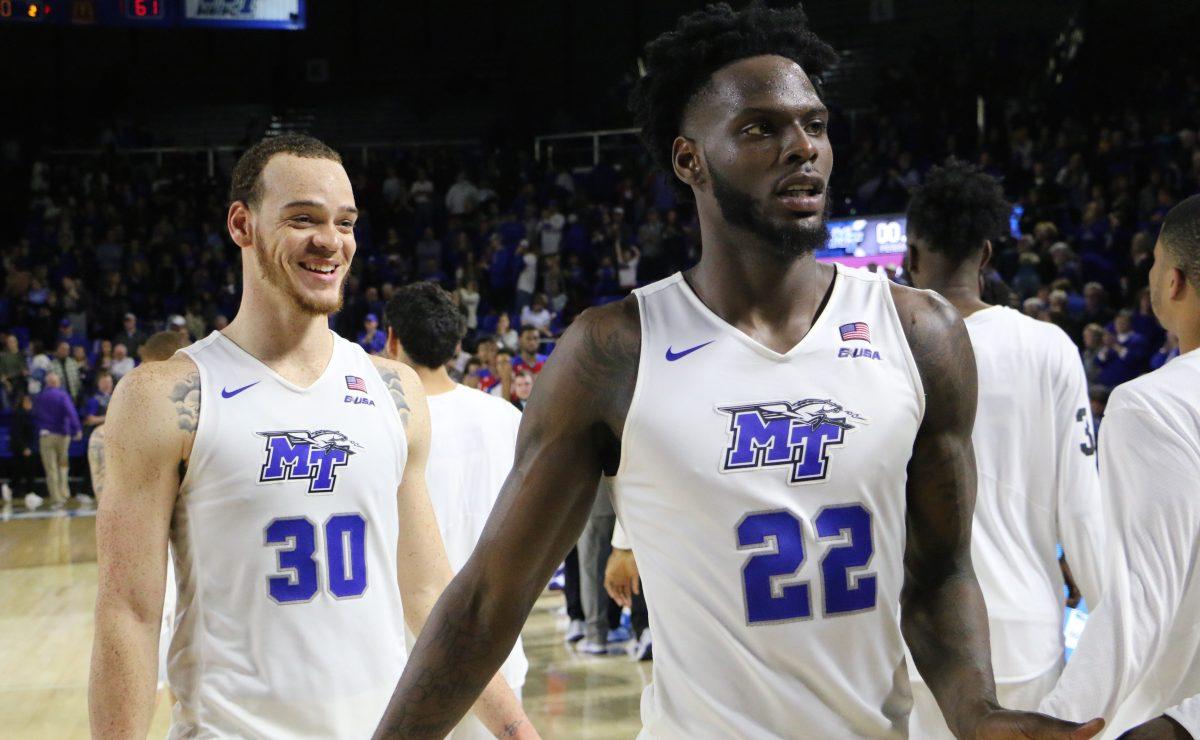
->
xmin=462 ymin=357 xmax=483 ymax=390
xmin=513 ymin=326 xmax=548 ymax=376
xmin=0 ymin=334 xmax=26 ymax=408
xmin=32 ymin=371 xmax=81 ymax=507
xmin=28 ymin=341 xmax=52 ymax=394
xmin=615 ymin=240 xmax=641 ymax=291
xmin=493 ymin=313 xmax=519 ymax=353
xmin=72 ymin=345 xmax=93 ymax=391
xmin=58 ymin=318 xmax=88 ymax=353
xmin=456 ymin=279 xmax=481 ymax=334
xmin=490 ymin=348 xmax=515 ymax=401
xmin=444 ymin=171 xmax=479 ymax=217
xmin=115 ymin=313 xmax=147 ymax=358
xmin=1088 ymin=385 xmax=1110 ymax=437
xmin=357 ymin=313 xmax=386 ymax=355
xmin=475 ymin=338 xmax=500 ymax=393
xmin=511 ymin=371 xmax=534 ymax=412
xmin=8 ymin=393 xmax=38 ymax=506
xmin=520 ymin=294 xmax=554 ymax=337
xmin=168 ymin=314 xmax=191 ymax=342
xmin=110 ymin=343 xmax=135 ymax=382
xmin=410 ymin=168 xmax=436 ymax=226
xmin=539 ymin=206 xmax=565 ymax=256
xmin=515 ymin=240 xmax=538 ymax=313
xmin=95 ymin=339 xmax=114 ymax=375
xmin=83 ymin=372 xmax=115 ymax=429
xmin=50 ymin=341 xmax=83 ymax=404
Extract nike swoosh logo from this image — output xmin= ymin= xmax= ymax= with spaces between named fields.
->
xmin=221 ymin=381 xmax=260 ymax=398
xmin=665 ymin=340 xmax=715 ymax=362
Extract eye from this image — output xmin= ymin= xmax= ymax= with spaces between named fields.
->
xmin=805 ymin=120 xmax=827 ymax=136
xmin=291 ymin=215 xmax=313 ymax=225
xmin=742 ymin=122 xmax=771 ymax=136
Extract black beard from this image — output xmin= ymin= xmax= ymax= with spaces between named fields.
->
xmin=709 ymin=164 xmax=830 ymax=258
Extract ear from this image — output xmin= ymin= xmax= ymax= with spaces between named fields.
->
xmin=672 ymin=136 xmax=705 ymax=191
xmin=1170 ymin=265 xmax=1188 ymax=301
xmin=980 ymin=239 xmax=994 ymax=270
xmin=906 ymin=241 xmax=920 ymax=276
xmin=227 ymin=201 xmax=255 ymax=250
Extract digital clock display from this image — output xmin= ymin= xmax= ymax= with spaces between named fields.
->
xmin=0 ymin=1 xmax=56 ymax=21
xmin=123 ymin=0 xmax=162 ymax=18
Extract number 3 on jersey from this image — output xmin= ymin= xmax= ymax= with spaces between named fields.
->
xmin=737 ymin=504 xmax=876 ymax=623
xmin=264 ymin=514 xmax=368 ymax=604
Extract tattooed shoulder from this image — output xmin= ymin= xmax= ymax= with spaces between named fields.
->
xmin=170 ymin=371 xmax=201 ymax=433
xmin=376 ymin=367 xmax=412 ymax=428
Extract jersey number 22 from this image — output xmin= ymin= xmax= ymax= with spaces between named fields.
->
xmin=737 ymin=504 xmax=875 ymax=623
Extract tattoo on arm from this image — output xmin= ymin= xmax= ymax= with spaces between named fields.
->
xmin=501 ymin=719 xmax=526 ymax=737
xmin=378 ymin=369 xmax=411 ymax=428
xmin=170 ymin=373 xmax=201 ymax=432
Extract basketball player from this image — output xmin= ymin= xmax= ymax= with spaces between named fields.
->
xmin=903 ymin=159 xmax=1107 ymax=737
xmin=1038 ymin=195 xmax=1200 ymax=738
xmin=376 ymin=5 xmax=1101 ymax=738
xmin=88 ymin=134 xmax=532 ymax=739
xmin=382 ymin=281 xmax=529 ymax=740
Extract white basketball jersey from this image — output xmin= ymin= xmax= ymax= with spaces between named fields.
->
xmin=423 ymin=384 xmax=528 ymax=692
xmin=614 ymin=264 xmax=924 ymax=739
xmin=169 ymin=331 xmax=408 ymax=739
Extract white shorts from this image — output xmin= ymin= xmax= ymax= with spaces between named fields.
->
xmin=908 ymin=661 xmax=1062 ymax=738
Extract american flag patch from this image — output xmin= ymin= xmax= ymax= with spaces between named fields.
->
xmin=839 ymin=322 xmax=871 ymax=343
xmin=345 ymin=375 xmax=368 ymax=393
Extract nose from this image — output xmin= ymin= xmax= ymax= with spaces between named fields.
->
xmin=310 ymin=223 xmax=343 ymax=253
xmin=781 ymin=123 xmax=819 ymax=166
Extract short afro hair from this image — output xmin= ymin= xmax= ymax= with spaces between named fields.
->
xmin=383 ymin=282 xmax=466 ymax=370
xmin=1159 ymin=193 xmax=1200 ymax=288
xmin=229 ymin=133 xmax=342 ymax=208
xmin=629 ymin=2 xmax=838 ymax=197
xmin=906 ymin=157 xmax=1011 ymax=264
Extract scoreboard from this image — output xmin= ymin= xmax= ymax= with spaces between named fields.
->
xmin=816 ymin=213 xmax=908 ymax=270
xmin=0 ymin=0 xmax=305 ymax=29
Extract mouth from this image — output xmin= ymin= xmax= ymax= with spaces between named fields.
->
xmin=298 ymin=260 xmax=340 ymax=283
xmin=774 ymin=174 xmax=826 ymax=215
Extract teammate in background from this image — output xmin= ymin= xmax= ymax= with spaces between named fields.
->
xmin=375 ymin=5 xmax=1101 ymax=738
xmin=1039 ymin=194 xmax=1200 ymax=738
xmin=382 ymin=281 xmax=530 ymax=740
xmin=903 ymin=159 xmax=1107 ymax=737
xmin=603 ymin=520 xmax=652 ymax=661
xmin=89 ymin=134 xmax=532 ymax=739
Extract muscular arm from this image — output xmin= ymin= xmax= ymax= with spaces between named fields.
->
xmin=895 ymin=287 xmax=1101 ymax=740
xmin=88 ymin=360 xmax=194 ymax=739
xmin=374 ymin=299 xmax=640 ymax=739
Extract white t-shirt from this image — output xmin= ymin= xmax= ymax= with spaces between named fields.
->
xmin=1040 ymin=347 xmax=1200 ymax=738
xmin=917 ymin=307 xmax=1104 ymax=684
xmin=519 ymin=306 xmax=552 ymax=334
xmin=424 ymin=385 xmax=528 ymax=691
xmin=516 ymin=253 xmax=538 ymax=295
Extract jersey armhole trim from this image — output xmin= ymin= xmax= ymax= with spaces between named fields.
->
xmin=614 ymin=296 xmax=648 ymax=482
xmin=882 ymin=281 xmax=927 ymax=425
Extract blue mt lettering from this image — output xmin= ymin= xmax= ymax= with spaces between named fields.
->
xmin=221 ymin=381 xmax=260 ymax=398
xmin=665 ymin=340 xmax=715 ymax=362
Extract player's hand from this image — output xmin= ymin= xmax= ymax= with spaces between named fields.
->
xmin=1117 ymin=715 xmax=1193 ymax=739
xmin=971 ymin=709 xmax=1104 ymax=739
xmin=604 ymin=548 xmax=640 ymax=609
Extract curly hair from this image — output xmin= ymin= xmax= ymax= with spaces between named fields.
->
xmin=906 ymin=157 xmax=1011 ymax=264
xmin=629 ymin=2 xmax=838 ymax=196
xmin=1160 ymin=193 xmax=1200 ymax=288
xmin=383 ymin=281 xmax=466 ymax=369
xmin=229 ymin=133 xmax=342 ymax=208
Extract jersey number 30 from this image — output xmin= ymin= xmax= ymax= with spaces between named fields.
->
xmin=265 ymin=514 xmax=368 ymax=604
xmin=738 ymin=504 xmax=875 ymax=623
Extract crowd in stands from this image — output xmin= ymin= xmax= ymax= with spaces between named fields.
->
xmin=3 ymin=35 xmax=1199 ymax=504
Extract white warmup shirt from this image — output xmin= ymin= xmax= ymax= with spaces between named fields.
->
xmin=1040 ymin=348 xmax=1200 ymax=738
xmin=614 ymin=265 xmax=924 ymax=738
xmin=423 ymin=384 xmax=528 ymax=693
xmin=912 ymin=306 xmax=1104 ymax=693
xmin=170 ymin=332 xmax=408 ymax=739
